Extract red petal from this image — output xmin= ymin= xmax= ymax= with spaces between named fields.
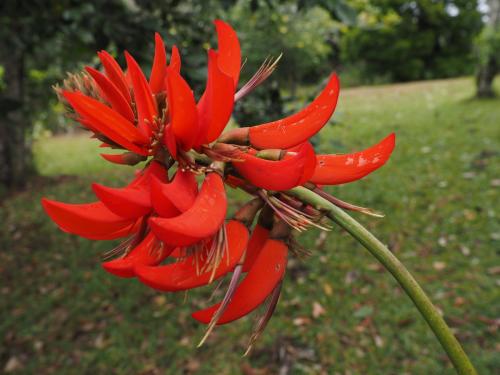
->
xmin=284 ymin=142 xmax=317 ymax=185
xmin=150 ymin=176 xmax=180 ymax=218
xmin=233 ymin=142 xmax=316 ymax=191
xmin=214 ymin=20 xmax=241 ymax=86
xmin=63 ymin=91 xmax=149 ymax=155
xmin=249 ymin=74 xmax=340 ymax=149
xmin=192 ymin=238 xmax=288 ymax=324
xmin=310 ymin=133 xmax=395 ymax=185
xmin=97 ymin=50 xmax=131 ymax=103
xmin=100 ymin=153 xmax=127 ymax=165
xmin=165 ymin=68 xmax=199 ymax=151
xmin=242 ymin=224 xmax=270 ymax=272
xmin=149 ymin=33 xmax=168 ymax=94
xmin=99 ymin=152 xmax=145 ymax=165
xmin=135 ymin=220 xmax=248 ymax=291
xmin=195 ymin=50 xmax=234 ymax=146
xmin=162 ymin=123 xmax=177 ymax=158
xmin=102 ymin=232 xmax=174 ymax=278
xmin=169 ymin=45 xmax=181 ymax=73
xmin=41 ymin=198 xmax=136 ymax=240
xmin=149 ymin=173 xmax=226 ymax=246
xmin=125 ymin=52 xmax=158 ymax=137
xmin=169 ymin=248 xmax=187 ymax=258
xmin=85 ymin=67 xmax=135 ymax=122
xmin=151 ymin=168 xmax=198 ymax=217
xmin=92 ymin=162 xmax=167 ymax=219
xmin=93 ymin=183 xmax=150 ymax=219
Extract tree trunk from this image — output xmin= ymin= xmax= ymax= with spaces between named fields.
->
xmin=476 ymin=0 xmax=500 ymax=98
xmin=0 ymin=48 xmax=35 ymax=194
xmin=476 ymin=57 xmax=497 ymax=98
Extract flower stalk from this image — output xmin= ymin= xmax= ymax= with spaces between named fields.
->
xmin=287 ymin=186 xmax=477 ymax=375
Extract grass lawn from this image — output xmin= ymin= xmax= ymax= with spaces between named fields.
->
xmin=1 ymin=77 xmax=499 ymax=374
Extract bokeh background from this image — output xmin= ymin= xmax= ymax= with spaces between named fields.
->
xmin=1 ymin=1 xmax=499 ymax=374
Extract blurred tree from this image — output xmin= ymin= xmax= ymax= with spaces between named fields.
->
xmin=341 ymin=0 xmax=483 ymax=82
xmin=0 ymin=1 xmax=157 ymax=191
xmin=476 ymin=0 xmax=500 ymax=97
xmin=229 ymin=0 xmax=341 ymax=125
xmin=0 ymin=0 xmax=225 ymax=192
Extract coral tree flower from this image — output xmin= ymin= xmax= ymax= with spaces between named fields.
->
xmin=43 ymin=20 xmax=395 ymax=351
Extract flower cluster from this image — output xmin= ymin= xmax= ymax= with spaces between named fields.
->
xmin=43 ymin=20 xmax=395 ymax=350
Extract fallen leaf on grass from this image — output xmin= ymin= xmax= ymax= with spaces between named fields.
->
xmin=433 ymin=261 xmax=446 ymax=271
xmin=312 ymin=302 xmax=326 ymax=319
xmin=240 ymin=362 xmax=269 ymax=375
xmin=322 ymin=283 xmax=333 ymax=296
xmin=488 ymin=266 xmax=500 ymax=275
xmin=153 ymin=295 xmax=167 ymax=306
xmin=184 ymin=358 xmax=201 ymax=373
xmin=293 ymin=317 xmax=311 ymax=326
xmin=4 ymin=357 xmax=24 ymax=373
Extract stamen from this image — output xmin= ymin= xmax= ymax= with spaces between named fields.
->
xmin=198 ymin=263 xmax=244 ymax=347
xmin=235 ymin=54 xmax=283 ymax=101
xmin=147 ymin=238 xmax=164 ymax=260
xmin=258 ymin=191 xmax=331 ymax=232
xmin=199 ymin=225 xmax=228 ymax=283
xmin=313 ymin=187 xmax=385 ymax=218
xmin=244 ymin=281 xmax=283 ymax=356
xmin=202 ymin=143 xmax=247 ymax=164
xmin=101 ymin=216 xmax=149 ymax=261
xmin=101 ymin=235 xmax=137 ymax=261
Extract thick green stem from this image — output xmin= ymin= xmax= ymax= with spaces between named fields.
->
xmin=288 ymin=186 xmax=477 ymax=375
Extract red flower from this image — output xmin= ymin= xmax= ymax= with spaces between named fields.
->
xmin=43 ymin=19 xmax=396 ymax=351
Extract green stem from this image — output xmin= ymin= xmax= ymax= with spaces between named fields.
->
xmin=288 ymin=186 xmax=477 ymax=375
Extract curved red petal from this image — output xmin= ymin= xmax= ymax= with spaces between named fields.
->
xmin=151 ymin=168 xmax=198 ymax=217
xmin=150 ymin=176 xmax=181 ymax=218
xmin=214 ymin=20 xmax=241 ymax=86
xmin=242 ymin=224 xmax=270 ymax=273
xmin=102 ymin=232 xmax=174 ymax=278
xmin=135 ymin=220 xmax=248 ymax=291
xmin=92 ymin=162 xmax=167 ymax=219
xmin=125 ymin=52 xmax=158 ymax=138
xmin=93 ymin=183 xmax=150 ymax=219
xmin=192 ymin=238 xmax=288 ymax=324
xmin=169 ymin=45 xmax=181 ymax=73
xmin=284 ymin=142 xmax=317 ymax=185
xmin=63 ymin=91 xmax=149 ymax=155
xmin=97 ymin=50 xmax=131 ymax=103
xmin=162 ymin=123 xmax=177 ymax=159
xmin=310 ymin=133 xmax=395 ymax=185
xmin=233 ymin=142 xmax=316 ymax=191
xmin=249 ymin=74 xmax=340 ymax=149
xmin=100 ymin=153 xmax=128 ymax=165
xmin=41 ymin=198 xmax=136 ymax=240
xmin=85 ymin=67 xmax=135 ymax=122
xmin=195 ymin=49 xmax=235 ymax=146
xmin=165 ymin=68 xmax=199 ymax=151
xmin=149 ymin=33 xmax=168 ymax=94
xmin=149 ymin=173 xmax=226 ymax=246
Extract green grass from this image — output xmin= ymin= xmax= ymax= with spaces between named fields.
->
xmin=1 ymin=77 xmax=499 ymax=374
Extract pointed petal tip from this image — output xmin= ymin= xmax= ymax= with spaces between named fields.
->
xmin=388 ymin=132 xmax=396 ymax=143
xmin=41 ymin=197 xmax=52 ymax=210
xmin=101 ymin=261 xmax=135 ymax=278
